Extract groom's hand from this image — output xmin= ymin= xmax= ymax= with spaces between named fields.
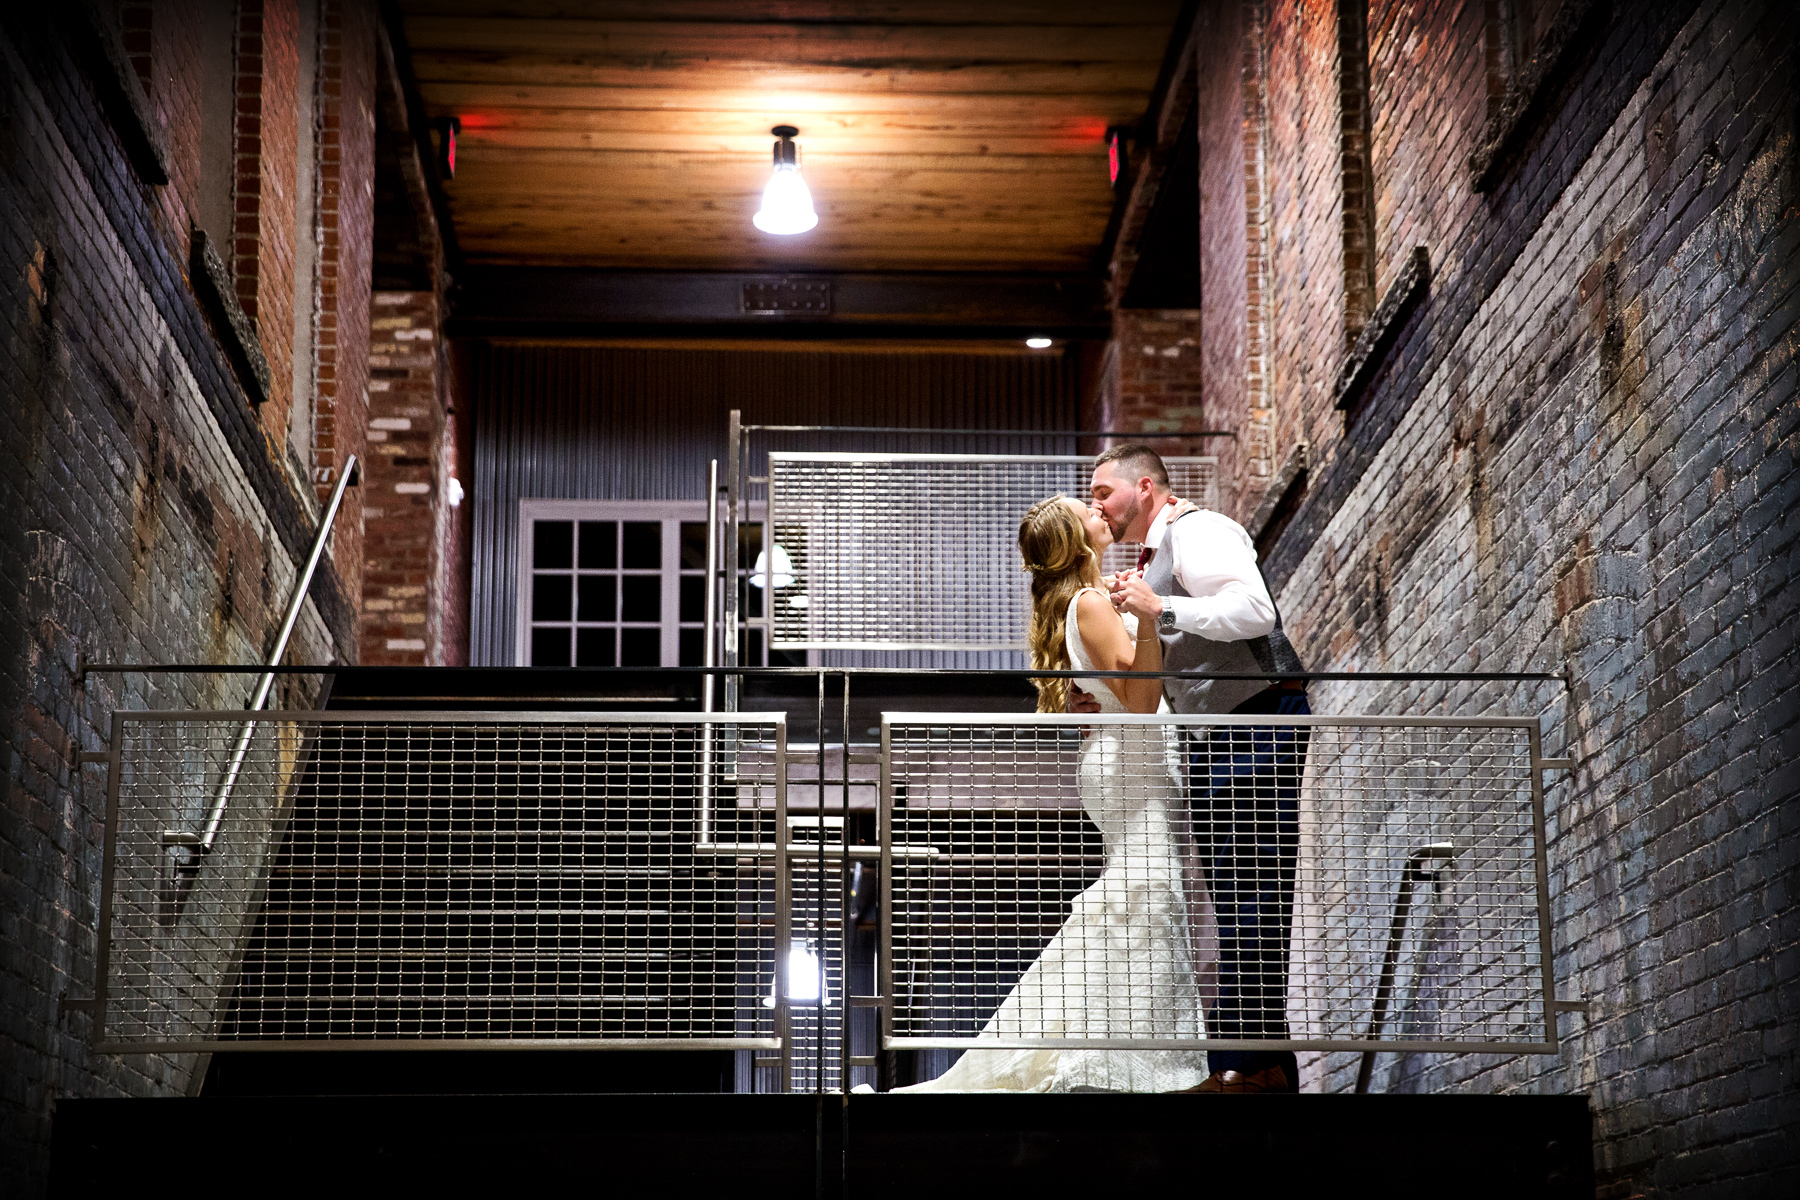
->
xmin=1068 ymin=686 xmax=1102 ymax=715
xmin=1109 ymin=572 xmax=1164 ymax=624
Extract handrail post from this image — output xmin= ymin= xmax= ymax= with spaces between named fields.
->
xmin=773 ymin=714 xmax=792 ymax=1092
xmin=1355 ymin=841 xmax=1454 ymax=1093
xmin=188 ymin=456 xmax=358 ymax=855
xmin=839 ymin=671 xmax=852 ymax=1093
xmin=723 ymin=411 xmax=741 ymax=713
xmin=699 ymin=459 xmax=719 ymax=846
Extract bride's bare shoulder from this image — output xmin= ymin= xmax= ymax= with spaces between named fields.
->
xmin=1072 ymin=588 xmax=1120 ymax=629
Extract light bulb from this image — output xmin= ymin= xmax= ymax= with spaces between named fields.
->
xmin=764 ymin=938 xmax=828 ymax=1007
xmin=788 ymin=941 xmax=821 ymax=1003
xmin=750 ymin=544 xmax=795 ymax=589
xmin=753 ymin=163 xmax=818 ymax=235
xmin=1025 ymin=337 xmax=1053 ymax=349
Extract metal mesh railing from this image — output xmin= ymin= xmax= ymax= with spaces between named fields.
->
xmin=91 ymin=711 xmax=789 ymax=1053
xmin=83 ymin=698 xmax=1563 ymax=1083
xmin=880 ymin=714 xmax=1555 ymax=1057
xmin=765 ymin=453 xmax=1218 ymax=650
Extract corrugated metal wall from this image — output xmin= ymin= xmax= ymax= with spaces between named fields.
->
xmin=469 ymin=341 xmax=1084 ymax=665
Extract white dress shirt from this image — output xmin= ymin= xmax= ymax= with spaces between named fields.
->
xmin=1142 ymin=502 xmax=1277 ymax=642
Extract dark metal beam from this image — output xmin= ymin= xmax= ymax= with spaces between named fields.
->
xmin=448 ymin=269 xmax=1112 ymax=339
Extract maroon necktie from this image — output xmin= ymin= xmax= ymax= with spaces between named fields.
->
xmin=1136 ymin=546 xmax=1154 ymax=571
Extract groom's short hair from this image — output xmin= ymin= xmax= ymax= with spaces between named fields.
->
xmin=1094 ymin=444 xmax=1169 ymax=489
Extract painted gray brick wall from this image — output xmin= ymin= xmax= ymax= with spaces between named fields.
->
xmin=1274 ymin=2 xmax=1797 ymax=1194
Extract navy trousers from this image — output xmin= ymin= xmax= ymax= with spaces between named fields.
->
xmin=1189 ymin=688 xmax=1310 ymax=1085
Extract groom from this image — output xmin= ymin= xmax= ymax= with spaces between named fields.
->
xmin=1081 ymin=444 xmax=1310 ymax=1095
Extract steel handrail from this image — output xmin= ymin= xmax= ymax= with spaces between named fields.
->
xmin=165 ymin=456 xmax=358 ymax=855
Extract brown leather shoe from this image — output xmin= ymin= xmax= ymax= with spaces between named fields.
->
xmin=1179 ymin=1067 xmax=1293 ymax=1094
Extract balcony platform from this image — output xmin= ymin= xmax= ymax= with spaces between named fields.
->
xmin=51 ymin=1091 xmax=1591 ymax=1198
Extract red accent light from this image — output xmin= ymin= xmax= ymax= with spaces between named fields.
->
xmin=1107 ymin=131 xmax=1120 ymax=185
xmin=436 ymin=117 xmax=461 ymax=180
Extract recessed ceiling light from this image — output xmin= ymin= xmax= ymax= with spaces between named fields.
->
xmin=1025 ymin=337 xmax=1053 ymax=349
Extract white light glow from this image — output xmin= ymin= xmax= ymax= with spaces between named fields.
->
xmin=765 ymin=939 xmax=828 ymax=1007
xmin=788 ymin=941 xmax=822 ymax=1003
xmin=753 ymin=163 xmax=818 ymax=235
xmin=750 ymin=543 xmax=795 ymax=589
xmin=1025 ymin=337 xmax=1053 ymax=349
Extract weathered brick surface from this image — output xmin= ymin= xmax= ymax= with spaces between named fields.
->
xmin=0 ymin=8 xmax=375 ymax=1193
xmin=359 ymin=289 xmax=456 ymax=666
xmin=232 ymin=0 xmax=300 ymax=444
xmin=128 ymin=0 xmax=204 ymax=272
xmin=1114 ymin=0 xmax=1796 ymax=1192
xmin=1196 ymin=0 xmax=1264 ymax=514
xmin=313 ymin=0 xmax=376 ymax=606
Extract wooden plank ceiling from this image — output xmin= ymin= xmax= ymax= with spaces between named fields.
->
xmin=398 ymin=1 xmax=1183 ymax=273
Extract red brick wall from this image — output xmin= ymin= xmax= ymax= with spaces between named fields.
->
xmin=129 ymin=0 xmax=206 ymax=273
xmin=1196 ymin=0 xmax=1269 ymax=519
xmin=1366 ymin=0 xmax=1487 ymax=303
xmin=108 ymin=0 xmax=376 ymax=601
xmin=1263 ymin=0 xmax=1348 ymax=477
xmin=232 ymin=0 xmax=300 ymax=443
xmin=1101 ymin=308 xmax=1208 ymax=455
xmin=360 ymin=290 xmax=454 ymax=666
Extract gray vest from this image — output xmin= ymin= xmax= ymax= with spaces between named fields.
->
xmin=1140 ymin=508 xmax=1307 ymax=714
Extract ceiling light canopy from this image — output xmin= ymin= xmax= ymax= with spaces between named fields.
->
xmin=753 ymin=125 xmax=818 ymax=235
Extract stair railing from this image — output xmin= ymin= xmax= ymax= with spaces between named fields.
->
xmin=164 ymin=456 xmax=358 ymax=857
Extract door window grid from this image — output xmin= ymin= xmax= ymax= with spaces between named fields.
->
xmin=518 ymin=501 xmax=791 ymax=668
xmin=527 ymin=517 xmax=664 ymax=667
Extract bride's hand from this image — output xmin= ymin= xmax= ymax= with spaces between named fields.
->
xmin=1068 ymin=686 xmax=1103 ymax=716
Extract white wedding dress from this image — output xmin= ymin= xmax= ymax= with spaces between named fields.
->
xmin=896 ymin=589 xmax=1211 ymax=1092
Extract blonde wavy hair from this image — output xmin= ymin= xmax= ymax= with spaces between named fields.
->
xmin=1018 ymin=495 xmax=1104 ymax=713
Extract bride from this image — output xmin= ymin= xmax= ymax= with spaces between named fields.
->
xmin=896 ymin=496 xmax=1210 ymax=1093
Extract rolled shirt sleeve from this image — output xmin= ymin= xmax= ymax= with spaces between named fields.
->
xmin=1162 ymin=511 xmax=1277 ymax=642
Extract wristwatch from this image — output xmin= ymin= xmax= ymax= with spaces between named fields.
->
xmin=1159 ymin=597 xmax=1177 ymax=632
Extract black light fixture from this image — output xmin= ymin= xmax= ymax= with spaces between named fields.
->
xmin=753 ymin=125 xmax=818 ymax=234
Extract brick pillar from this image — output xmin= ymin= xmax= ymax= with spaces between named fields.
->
xmin=360 ymin=291 xmax=453 ymax=665
xmin=232 ymin=0 xmax=301 ymax=440
xmin=314 ymin=0 xmax=376 ymax=610
xmin=1100 ymin=307 xmax=1216 ymax=491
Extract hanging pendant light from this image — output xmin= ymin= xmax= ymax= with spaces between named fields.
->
xmin=753 ymin=125 xmax=818 ymax=235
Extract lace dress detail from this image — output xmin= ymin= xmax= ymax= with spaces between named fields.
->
xmin=897 ymin=589 xmax=1209 ymax=1093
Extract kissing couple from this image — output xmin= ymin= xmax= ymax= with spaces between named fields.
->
xmin=898 ymin=445 xmax=1310 ymax=1095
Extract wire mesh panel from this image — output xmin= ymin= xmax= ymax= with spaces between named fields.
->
xmin=92 ymin=712 xmax=788 ymax=1053
xmin=766 ymin=453 xmax=1218 ymax=650
xmin=880 ymin=714 xmax=1555 ymax=1062
xmin=728 ymin=739 xmax=854 ymax=1094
